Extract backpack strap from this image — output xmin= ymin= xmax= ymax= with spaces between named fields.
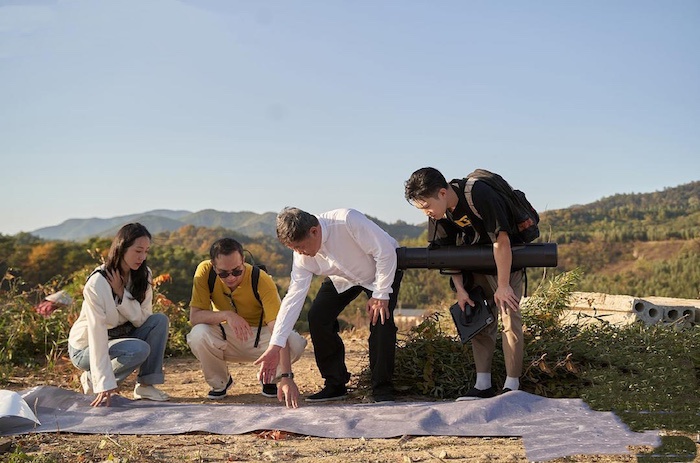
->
xmin=88 ymin=268 xmax=103 ymax=282
xmin=250 ymin=265 xmax=264 ymax=348
xmin=464 ymin=176 xmax=531 ymax=297
xmin=88 ymin=267 xmax=118 ymax=300
xmin=464 ymin=177 xmax=482 ymax=220
xmin=207 ymin=265 xmax=217 ymax=295
xmin=208 ymin=264 xmax=265 ymax=348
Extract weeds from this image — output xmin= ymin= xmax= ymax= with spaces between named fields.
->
xmin=2 ymin=266 xmax=698 ymax=436
xmin=0 ymin=267 xmax=192 ymax=385
xmin=385 ymin=268 xmax=699 ymax=434
xmin=1 ymin=444 xmax=59 ymax=463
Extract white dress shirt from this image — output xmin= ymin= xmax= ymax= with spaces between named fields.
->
xmin=270 ymin=208 xmax=399 ymax=347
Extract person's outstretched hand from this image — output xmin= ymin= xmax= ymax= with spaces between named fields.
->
xmin=90 ymin=389 xmax=117 ymax=407
xmin=278 ymin=378 xmax=300 ymax=409
xmin=254 ymin=345 xmax=281 ymax=384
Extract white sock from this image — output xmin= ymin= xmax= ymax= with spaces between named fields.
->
xmin=474 ymin=373 xmax=492 ymax=390
xmin=503 ymin=376 xmax=520 ymax=391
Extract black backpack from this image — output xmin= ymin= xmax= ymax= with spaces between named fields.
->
xmin=207 ymin=254 xmax=268 ymax=348
xmin=458 ymin=169 xmax=540 ymax=243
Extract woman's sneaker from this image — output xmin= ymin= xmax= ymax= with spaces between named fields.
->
xmin=80 ymin=371 xmax=93 ymax=395
xmin=133 ymin=384 xmax=170 ymax=401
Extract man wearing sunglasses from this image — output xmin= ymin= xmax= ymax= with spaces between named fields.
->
xmin=187 ymin=238 xmax=307 ymax=407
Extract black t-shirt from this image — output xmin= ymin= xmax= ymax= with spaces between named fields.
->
xmin=447 ymin=179 xmax=513 ymax=245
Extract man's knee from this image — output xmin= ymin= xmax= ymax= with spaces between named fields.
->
xmin=287 ymin=332 xmax=308 ymax=363
xmin=308 ymin=308 xmax=341 ymax=334
xmin=187 ymin=323 xmax=216 ymax=349
xmin=370 ymin=318 xmax=397 ymax=336
xmin=501 ymin=311 xmax=523 ymax=334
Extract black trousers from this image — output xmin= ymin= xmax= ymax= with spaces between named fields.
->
xmin=308 ymin=270 xmax=403 ymax=395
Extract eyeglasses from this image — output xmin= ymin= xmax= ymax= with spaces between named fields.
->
xmin=215 ymin=265 xmax=244 ymax=279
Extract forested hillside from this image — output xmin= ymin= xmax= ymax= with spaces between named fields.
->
xmin=541 ymin=181 xmax=700 ymax=243
xmin=540 ymin=180 xmax=700 ymax=298
xmin=2 ymin=180 xmax=699 ymax=306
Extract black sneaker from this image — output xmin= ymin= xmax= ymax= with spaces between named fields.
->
xmin=305 ymin=385 xmax=347 ymax=402
xmin=207 ymin=375 xmax=233 ymax=400
xmin=371 ymin=387 xmax=395 ymax=403
xmin=455 ymin=386 xmax=497 ymax=401
xmin=261 ymin=383 xmax=278 ymax=398
xmin=501 ymin=387 xmax=513 ymax=394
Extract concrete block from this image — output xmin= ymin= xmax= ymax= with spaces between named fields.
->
xmin=632 ymin=300 xmax=663 ymax=325
xmin=563 ymin=292 xmax=698 ymax=328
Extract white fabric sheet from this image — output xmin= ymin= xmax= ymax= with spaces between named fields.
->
xmin=0 ymin=386 xmax=659 ymax=462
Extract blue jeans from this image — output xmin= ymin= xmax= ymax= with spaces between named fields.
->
xmin=69 ymin=313 xmax=169 ymax=385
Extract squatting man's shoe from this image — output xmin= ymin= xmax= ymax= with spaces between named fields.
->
xmin=261 ymin=383 xmax=278 ymax=398
xmin=207 ymin=375 xmax=234 ymax=400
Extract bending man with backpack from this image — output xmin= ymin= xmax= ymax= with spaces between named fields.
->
xmin=404 ymin=167 xmax=537 ymax=400
xmin=187 ymin=238 xmax=307 ymax=407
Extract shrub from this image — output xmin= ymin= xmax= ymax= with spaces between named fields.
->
xmin=0 ymin=268 xmax=194 ymax=385
xmin=384 ymin=268 xmax=700 ymax=432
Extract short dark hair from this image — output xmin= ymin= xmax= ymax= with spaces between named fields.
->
xmin=209 ymin=238 xmax=244 ymax=261
xmin=276 ymin=207 xmax=319 ymax=245
xmin=404 ymin=167 xmax=449 ymax=205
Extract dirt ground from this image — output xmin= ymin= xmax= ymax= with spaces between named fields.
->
xmin=0 ymin=332 xmax=676 ymax=463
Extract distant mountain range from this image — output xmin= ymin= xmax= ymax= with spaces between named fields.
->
xmin=31 ymin=209 xmax=426 ymax=242
xmin=30 ymin=179 xmax=700 ymax=243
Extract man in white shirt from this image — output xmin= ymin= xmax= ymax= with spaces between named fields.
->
xmin=255 ymin=207 xmax=403 ymax=402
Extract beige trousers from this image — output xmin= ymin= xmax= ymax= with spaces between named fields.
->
xmin=187 ymin=323 xmax=307 ymax=390
xmin=470 ymin=270 xmax=524 ymax=377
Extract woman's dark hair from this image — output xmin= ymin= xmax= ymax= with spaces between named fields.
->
xmin=105 ymin=223 xmax=152 ymax=303
xmin=209 ymin=238 xmax=244 ymax=261
xmin=404 ymin=167 xmax=449 ymax=205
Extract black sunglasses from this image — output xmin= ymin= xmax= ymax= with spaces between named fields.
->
xmin=215 ymin=265 xmax=244 ymax=279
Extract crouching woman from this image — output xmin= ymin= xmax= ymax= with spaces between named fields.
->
xmin=68 ymin=223 xmax=169 ymax=407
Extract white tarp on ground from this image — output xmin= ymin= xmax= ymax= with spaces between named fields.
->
xmin=0 ymin=390 xmax=40 ymax=431
xmin=1 ymin=386 xmax=659 ymax=462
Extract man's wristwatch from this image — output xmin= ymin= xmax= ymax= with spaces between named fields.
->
xmin=279 ymin=372 xmax=294 ymax=379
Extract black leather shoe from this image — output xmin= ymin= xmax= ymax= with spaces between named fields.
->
xmin=370 ymin=394 xmax=395 ymax=403
xmin=305 ymin=385 xmax=347 ymax=402
xmin=455 ymin=386 xmax=497 ymax=401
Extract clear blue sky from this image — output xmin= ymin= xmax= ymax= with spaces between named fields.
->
xmin=1 ymin=0 xmax=698 ymax=235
